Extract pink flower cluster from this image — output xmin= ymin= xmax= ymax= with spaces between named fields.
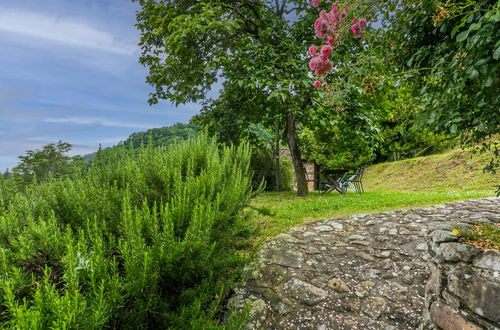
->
xmin=308 ymin=45 xmax=333 ymax=76
xmin=308 ymin=1 xmax=369 ymax=86
xmin=311 ymin=0 xmax=321 ymax=7
xmin=350 ymin=17 xmax=367 ymax=36
xmin=313 ymin=2 xmax=346 ymax=39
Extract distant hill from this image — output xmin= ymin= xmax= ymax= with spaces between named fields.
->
xmin=84 ymin=123 xmax=199 ymax=162
xmin=364 ymin=148 xmax=498 ymax=193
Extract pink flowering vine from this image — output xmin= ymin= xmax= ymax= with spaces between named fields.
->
xmin=308 ymin=0 xmax=370 ymax=87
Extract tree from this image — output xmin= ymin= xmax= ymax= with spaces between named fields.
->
xmin=12 ymin=141 xmax=76 ymax=187
xmin=385 ymin=0 xmax=499 ymax=149
xmin=135 ymin=0 xmax=341 ymax=196
xmin=2 ymin=169 xmax=12 ymax=180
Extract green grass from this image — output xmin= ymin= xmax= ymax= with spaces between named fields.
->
xmin=364 ymin=148 xmax=498 ymax=192
xmin=248 ymin=190 xmax=494 ymax=239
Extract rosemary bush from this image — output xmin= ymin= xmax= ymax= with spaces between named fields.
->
xmin=0 ymin=136 xmax=254 ymax=328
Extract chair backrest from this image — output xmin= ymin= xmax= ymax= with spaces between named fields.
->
xmin=353 ymin=167 xmax=364 ymax=182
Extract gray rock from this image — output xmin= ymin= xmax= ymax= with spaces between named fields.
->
xmin=274 ymin=233 xmax=303 ymax=243
xmin=226 ymin=198 xmax=500 ymax=329
xmin=348 ymin=234 xmax=367 ymax=241
xmin=356 ymin=252 xmax=376 ymax=262
xmin=448 ymin=269 xmax=500 ymax=324
xmin=430 ymin=301 xmax=482 ymax=330
xmin=325 ymin=220 xmax=344 ymax=230
xmin=435 ymin=242 xmax=480 ymax=262
xmin=268 ymin=249 xmax=304 ymax=268
xmin=427 ymin=222 xmax=453 ymax=232
xmin=377 ymin=251 xmax=391 ymax=258
xmin=473 ymin=251 xmax=500 ymax=271
xmin=361 ymin=296 xmax=387 ymax=319
xmin=429 ymin=230 xmax=459 ymax=244
xmin=283 ymin=278 xmax=329 ymax=305
xmin=315 ymin=225 xmax=334 ymax=232
xmin=351 ymin=240 xmax=371 ymax=246
xmin=415 ymin=242 xmax=428 ymax=251
xmin=328 ymin=278 xmax=350 ymax=293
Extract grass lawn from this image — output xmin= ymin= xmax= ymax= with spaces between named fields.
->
xmin=247 ymin=190 xmax=494 ymax=240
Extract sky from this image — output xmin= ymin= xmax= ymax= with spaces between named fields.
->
xmin=0 ymin=0 xmax=201 ymax=172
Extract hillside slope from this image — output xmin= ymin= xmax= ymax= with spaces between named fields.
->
xmin=364 ymin=149 xmax=498 ymax=192
xmin=83 ymin=123 xmax=198 ymax=161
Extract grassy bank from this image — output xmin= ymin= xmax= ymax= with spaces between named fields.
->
xmin=364 ymin=148 xmax=498 ymax=192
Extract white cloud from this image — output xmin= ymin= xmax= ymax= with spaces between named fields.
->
xmin=43 ymin=116 xmax=158 ymax=129
xmin=0 ymin=7 xmax=135 ymax=55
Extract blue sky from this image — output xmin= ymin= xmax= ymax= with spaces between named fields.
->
xmin=0 ymin=0 xmax=200 ymax=172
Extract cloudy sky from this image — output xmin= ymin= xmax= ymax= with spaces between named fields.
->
xmin=0 ymin=0 xmax=200 ymax=172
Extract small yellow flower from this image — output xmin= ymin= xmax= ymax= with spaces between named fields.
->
xmin=451 ymin=229 xmax=460 ymax=235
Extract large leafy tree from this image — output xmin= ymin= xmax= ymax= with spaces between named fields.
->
xmin=386 ymin=0 xmax=499 ymax=148
xmin=12 ymin=141 xmax=81 ymax=187
xmin=135 ymin=0 xmax=343 ymax=196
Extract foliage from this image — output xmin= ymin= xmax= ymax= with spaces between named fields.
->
xmin=299 ymin=111 xmax=379 ymax=169
xmin=0 ymin=136 xmax=254 ymax=328
xmin=0 ymin=176 xmax=17 ymax=214
xmin=386 ymin=0 xmax=500 ymax=147
xmin=135 ymin=0 xmax=344 ymax=196
xmin=84 ymin=123 xmax=198 ymax=162
xmin=250 ymin=146 xmax=293 ymax=191
xmin=12 ymin=141 xmax=85 ymax=188
xmin=2 ymin=169 xmax=12 ymax=180
xmin=455 ymin=223 xmax=500 ymax=251
xmin=119 ymin=123 xmax=198 ymax=149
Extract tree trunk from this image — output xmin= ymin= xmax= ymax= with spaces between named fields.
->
xmin=275 ymin=119 xmax=281 ymax=192
xmin=286 ymin=112 xmax=308 ymax=197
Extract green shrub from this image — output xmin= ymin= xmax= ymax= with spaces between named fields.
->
xmin=0 ymin=136 xmax=254 ymax=328
xmin=0 ymin=177 xmax=18 ymax=215
xmin=250 ymin=147 xmax=293 ymax=191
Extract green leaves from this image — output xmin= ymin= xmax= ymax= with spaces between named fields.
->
xmin=0 ymin=136 xmax=254 ymax=328
xmin=493 ymin=46 xmax=500 ymax=60
xmin=456 ymin=30 xmax=469 ymax=42
xmin=386 ymin=0 xmax=499 ymax=147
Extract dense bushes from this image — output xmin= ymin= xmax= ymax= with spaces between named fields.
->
xmin=250 ymin=147 xmax=293 ymax=192
xmin=0 ymin=136 xmax=254 ymax=328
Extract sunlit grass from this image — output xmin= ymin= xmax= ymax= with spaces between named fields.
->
xmin=247 ymin=190 xmax=494 ymax=239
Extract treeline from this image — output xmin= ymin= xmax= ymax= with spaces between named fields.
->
xmin=3 ymin=122 xmax=293 ymax=192
xmin=84 ymin=123 xmax=198 ymax=162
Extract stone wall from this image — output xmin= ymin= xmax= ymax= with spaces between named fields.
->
xmin=423 ymin=224 xmax=500 ymax=329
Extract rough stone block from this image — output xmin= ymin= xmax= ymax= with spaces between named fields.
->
xmin=435 ymin=243 xmax=480 ymax=262
xmin=473 ymin=251 xmax=500 ymax=271
xmin=283 ymin=278 xmax=328 ymax=305
xmin=430 ymin=230 xmax=459 ymax=244
xmin=267 ymin=249 xmax=304 ymax=268
xmin=448 ymin=269 xmax=500 ymax=324
xmin=430 ymin=301 xmax=482 ymax=330
xmin=425 ymin=263 xmax=442 ymax=297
